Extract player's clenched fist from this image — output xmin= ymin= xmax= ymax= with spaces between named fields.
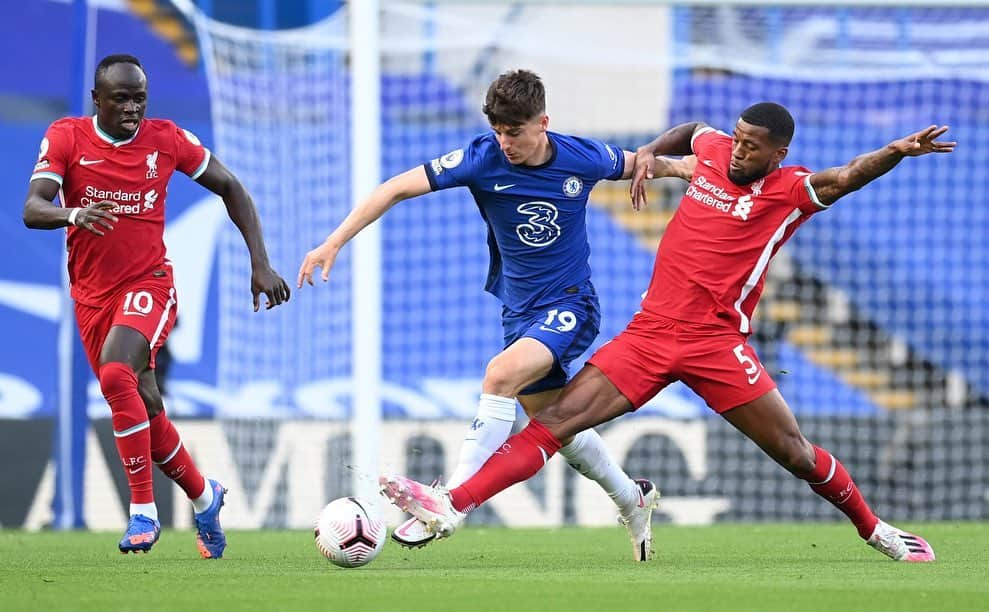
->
xmin=297 ymin=241 xmax=341 ymax=288
xmin=73 ymin=199 xmax=119 ymax=236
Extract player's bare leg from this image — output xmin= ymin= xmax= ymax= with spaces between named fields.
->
xmin=445 ymin=339 xmax=552 ymax=487
xmin=519 ymin=390 xmax=659 ymax=562
xmin=391 ymin=342 xmax=545 ymax=548
xmin=534 ymin=366 xmax=636 ymax=440
xmin=721 ymin=389 xmax=934 ymax=562
xmin=491 ymin=350 xmax=652 ymax=536
xmin=390 ymin=346 xmax=655 ymax=559
xmin=383 ymin=366 xmax=637 ymax=543
xmin=392 ymin=340 xmax=550 ymax=547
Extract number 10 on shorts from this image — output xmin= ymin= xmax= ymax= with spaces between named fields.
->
xmin=732 ymin=344 xmax=762 ymax=385
xmin=122 ymin=290 xmax=154 ymax=316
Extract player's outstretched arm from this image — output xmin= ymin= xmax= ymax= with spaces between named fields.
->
xmin=297 ymin=165 xmax=432 ymax=288
xmin=809 ymin=125 xmax=955 ymax=206
xmin=196 ymin=156 xmax=291 ymax=312
xmin=630 ymin=122 xmax=704 ymax=209
xmin=23 ymin=179 xmax=119 ymax=235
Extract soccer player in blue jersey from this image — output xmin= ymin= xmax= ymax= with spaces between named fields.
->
xmin=298 ymin=69 xmax=693 ymax=560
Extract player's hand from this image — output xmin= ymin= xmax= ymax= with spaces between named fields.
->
xmin=297 ymin=241 xmax=340 ymax=288
xmin=75 ymin=200 xmax=119 ymax=236
xmin=630 ymin=147 xmax=658 ymax=211
xmin=893 ymin=125 xmax=956 ymax=157
xmin=251 ymin=264 xmax=291 ymax=312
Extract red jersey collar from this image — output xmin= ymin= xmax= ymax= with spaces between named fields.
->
xmin=91 ymin=115 xmax=141 ymax=147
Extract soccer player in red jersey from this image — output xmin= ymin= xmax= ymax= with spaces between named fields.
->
xmin=23 ymin=54 xmax=291 ymax=556
xmin=380 ymin=102 xmax=954 ymax=562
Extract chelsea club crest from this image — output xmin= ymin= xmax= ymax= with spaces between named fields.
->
xmin=563 ymin=176 xmax=583 ymax=198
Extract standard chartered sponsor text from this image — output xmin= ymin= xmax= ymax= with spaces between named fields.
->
xmin=685 ymin=184 xmax=733 ymax=213
xmin=81 ymin=185 xmax=148 ymax=214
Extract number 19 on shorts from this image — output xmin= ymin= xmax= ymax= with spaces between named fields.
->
xmin=544 ymin=309 xmax=577 ymax=332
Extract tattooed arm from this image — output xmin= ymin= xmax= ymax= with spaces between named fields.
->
xmin=809 ymin=125 xmax=955 ymax=206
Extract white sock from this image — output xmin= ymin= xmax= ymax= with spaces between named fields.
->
xmin=446 ymin=394 xmax=517 ymax=488
xmin=130 ymin=502 xmax=159 ymax=522
xmin=192 ymin=476 xmax=214 ymax=514
xmin=558 ymin=429 xmax=640 ymax=515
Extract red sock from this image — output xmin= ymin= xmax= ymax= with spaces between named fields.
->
xmin=450 ymin=420 xmax=563 ymax=512
xmin=100 ymin=363 xmax=153 ymax=505
xmin=803 ymin=445 xmax=878 ymax=539
xmin=150 ymin=411 xmax=207 ymax=499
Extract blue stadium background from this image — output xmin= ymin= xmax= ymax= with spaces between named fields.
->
xmin=0 ymin=0 xmax=989 ymax=528
xmin=1 ymin=2 xmax=985 ymax=423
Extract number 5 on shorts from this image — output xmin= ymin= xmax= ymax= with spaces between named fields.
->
xmin=732 ymin=344 xmax=762 ymax=385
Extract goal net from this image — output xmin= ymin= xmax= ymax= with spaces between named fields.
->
xmin=176 ymin=1 xmax=988 ymax=529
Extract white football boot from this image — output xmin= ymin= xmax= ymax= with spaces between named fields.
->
xmin=866 ymin=519 xmax=936 ymax=562
xmin=391 ymin=517 xmax=436 ymax=549
xmin=390 ymin=478 xmax=442 ymax=549
xmin=617 ymin=479 xmax=660 ymax=562
xmin=379 ymin=474 xmax=465 ymax=539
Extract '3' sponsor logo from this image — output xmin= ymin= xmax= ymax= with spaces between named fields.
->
xmin=515 ymin=201 xmax=561 ymax=247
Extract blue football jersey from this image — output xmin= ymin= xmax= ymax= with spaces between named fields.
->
xmin=424 ymin=131 xmax=625 ymax=312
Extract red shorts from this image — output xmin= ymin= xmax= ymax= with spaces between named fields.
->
xmin=74 ymin=266 xmax=178 ymax=374
xmin=587 ymin=311 xmax=776 ymax=413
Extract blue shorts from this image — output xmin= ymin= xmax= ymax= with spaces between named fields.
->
xmin=502 ymin=284 xmax=601 ymax=395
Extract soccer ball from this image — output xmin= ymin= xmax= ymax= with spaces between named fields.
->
xmin=313 ymin=496 xmax=386 ymax=568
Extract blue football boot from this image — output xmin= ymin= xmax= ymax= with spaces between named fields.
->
xmin=194 ymin=479 xmax=227 ymax=559
xmin=119 ymin=514 xmax=161 ymax=554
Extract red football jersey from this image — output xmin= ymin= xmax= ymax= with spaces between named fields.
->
xmin=641 ymin=127 xmax=828 ymax=333
xmin=30 ymin=116 xmax=210 ymax=306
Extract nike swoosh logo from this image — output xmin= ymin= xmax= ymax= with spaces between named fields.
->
xmin=80 ymin=157 xmax=104 ymax=166
xmin=395 ymin=522 xmax=419 ymax=537
xmin=128 ymin=465 xmax=147 ymax=474
xmin=538 ymin=326 xmax=562 ymax=334
xmin=493 ymin=183 xmax=516 ymax=192
xmin=702 ymin=160 xmax=714 ymax=167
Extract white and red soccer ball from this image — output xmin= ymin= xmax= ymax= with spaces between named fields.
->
xmin=314 ymin=497 xmax=386 ymax=568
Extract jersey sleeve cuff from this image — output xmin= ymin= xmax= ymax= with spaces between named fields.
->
xmin=804 ymin=174 xmax=830 ymax=209
xmin=609 ymin=149 xmax=627 ymax=181
xmin=690 ymin=126 xmax=716 ymax=151
xmin=423 ymin=162 xmax=440 ymax=191
xmin=31 ymin=172 xmax=63 ymax=186
xmin=190 ymin=149 xmax=212 ymax=180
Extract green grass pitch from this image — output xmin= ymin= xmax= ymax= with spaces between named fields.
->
xmin=1 ymin=523 xmax=986 ymax=611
